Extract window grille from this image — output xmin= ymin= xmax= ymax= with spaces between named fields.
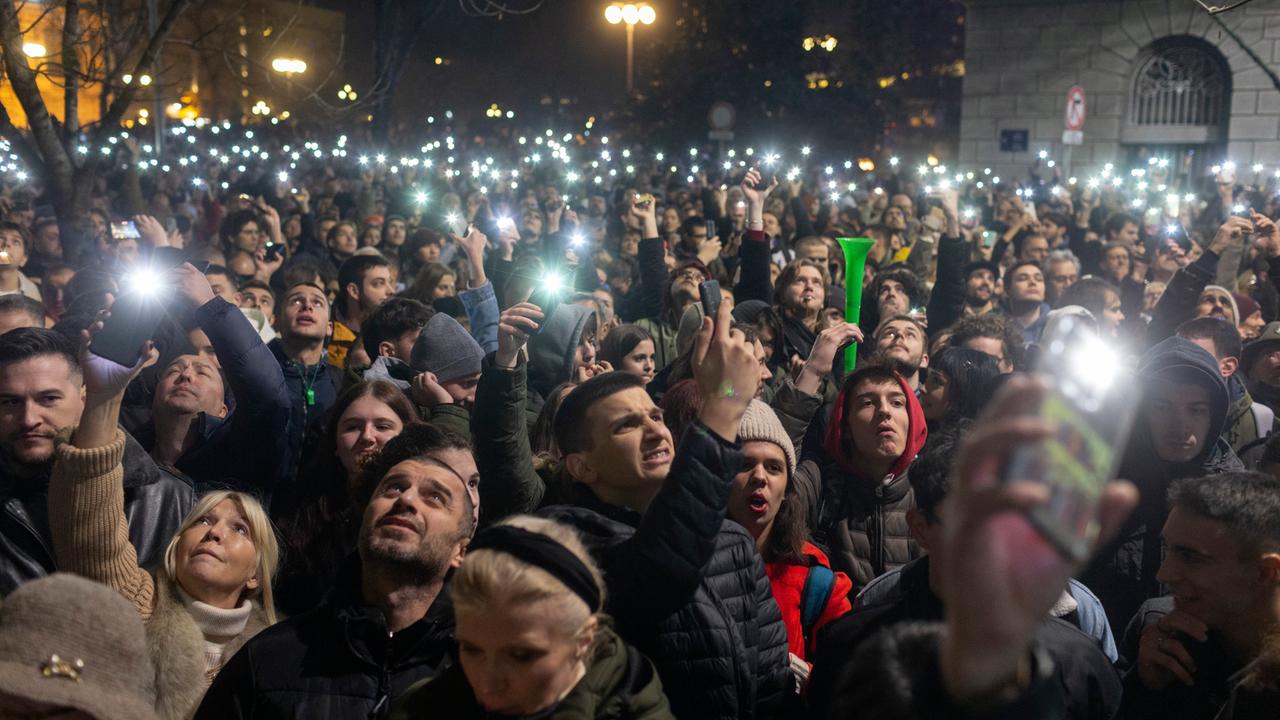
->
xmin=1130 ymin=43 xmax=1227 ymax=127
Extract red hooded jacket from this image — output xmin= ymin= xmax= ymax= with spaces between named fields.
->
xmin=822 ymin=372 xmax=929 ymax=483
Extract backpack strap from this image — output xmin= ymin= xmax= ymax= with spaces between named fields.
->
xmin=800 ymin=563 xmax=836 ymax=650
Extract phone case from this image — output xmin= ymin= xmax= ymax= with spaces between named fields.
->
xmin=999 ymin=316 xmax=1138 ymax=560
xmin=90 ymin=292 xmax=168 ymax=367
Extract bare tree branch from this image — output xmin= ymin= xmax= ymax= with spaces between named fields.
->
xmin=94 ymin=0 xmax=193 ymax=141
xmin=0 ymin=0 xmax=74 ymax=184
xmin=62 ymin=0 xmax=79 ymax=141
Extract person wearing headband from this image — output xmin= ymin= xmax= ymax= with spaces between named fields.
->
xmin=390 ymin=516 xmax=670 ymax=719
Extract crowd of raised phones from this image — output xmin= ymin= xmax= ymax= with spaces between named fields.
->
xmin=0 ymin=120 xmax=1276 ymax=719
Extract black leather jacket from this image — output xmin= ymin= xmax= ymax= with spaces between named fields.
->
xmin=0 ymin=431 xmax=195 ymax=595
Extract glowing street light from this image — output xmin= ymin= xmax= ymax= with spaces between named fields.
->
xmin=604 ymin=3 xmax=656 ymax=94
xmin=21 ymin=42 xmax=46 ymax=58
xmin=270 ymin=57 xmax=307 ymax=75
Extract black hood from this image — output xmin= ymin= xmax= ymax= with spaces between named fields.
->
xmin=1122 ymin=336 xmax=1234 ymax=485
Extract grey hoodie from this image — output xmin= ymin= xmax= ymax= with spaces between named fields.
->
xmin=527 ymin=303 xmax=596 ymax=418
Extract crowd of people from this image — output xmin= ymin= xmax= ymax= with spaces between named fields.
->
xmin=0 ymin=117 xmax=1278 ymax=719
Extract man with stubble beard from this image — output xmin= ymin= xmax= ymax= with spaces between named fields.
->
xmin=197 ymin=423 xmax=477 ymax=718
xmin=0 ymin=328 xmax=191 ymax=594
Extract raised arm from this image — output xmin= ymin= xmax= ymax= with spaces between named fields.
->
xmin=632 ymin=200 xmax=666 ymax=320
xmin=455 ymin=225 xmax=501 ymax=353
xmin=736 ymin=167 xmax=779 ymax=304
xmin=472 ymin=302 xmax=550 ymax=524
xmin=1146 ymin=218 xmax=1249 ymax=346
xmin=175 ymin=264 xmax=291 ymax=493
xmin=48 ymin=326 xmax=160 ymax=620
xmin=605 ymin=300 xmax=757 ymax=624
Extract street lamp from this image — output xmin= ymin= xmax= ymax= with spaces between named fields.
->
xmin=604 ymin=3 xmax=655 ymax=94
xmin=270 ymin=57 xmax=307 ymax=75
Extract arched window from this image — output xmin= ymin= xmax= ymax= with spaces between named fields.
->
xmin=1129 ymin=37 xmax=1229 ymax=129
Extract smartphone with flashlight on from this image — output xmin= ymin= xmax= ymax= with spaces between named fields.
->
xmin=998 ymin=315 xmax=1139 ymax=561
xmin=528 ymin=271 xmax=567 ymax=336
xmin=90 ymin=252 xmax=188 ymax=367
xmin=446 ymin=213 xmax=469 ymax=238
xmin=981 ymin=230 xmax=996 ymax=248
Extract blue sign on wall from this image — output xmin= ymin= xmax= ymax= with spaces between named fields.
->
xmin=999 ymin=129 xmax=1029 ymax=153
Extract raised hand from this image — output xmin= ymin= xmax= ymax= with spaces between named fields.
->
xmin=79 ymin=317 xmax=158 ymax=403
xmin=173 ymin=262 xmax=216 ymax=307
xmin=133 ymin=214 xmax=167 ymax=248
xmin=796 ymin=323 xmax=863 ymax=395
xmin=1209 ymin=216 xmax=1254 ymax=255
xmin=628 ymin=197 xmax=659 ymax=238
xmin=741 ymin=168 xmax=778 ymax=208
xmin=1251 ymin=210 xmax=1279 ymax=258
xmin=937 ymin=376 xmax=1137 ymax=704
xmin=692 ymin=297 xmax=758 ymax=440
xmin=495 ymin=302 xmax=544 ymax=369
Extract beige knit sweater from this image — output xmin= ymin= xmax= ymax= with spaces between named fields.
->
xmin=47 ymin=429 xmax=160 ymax=620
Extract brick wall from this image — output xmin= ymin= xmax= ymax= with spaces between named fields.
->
xmin=960 ymin=0 xmax=1280 ymax=177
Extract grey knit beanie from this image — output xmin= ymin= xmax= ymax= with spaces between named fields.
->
xmin=0 ymin=573 xmax=158 ymax=720
xmin=410 ymin=312 xmax=483 ymax=382
xmin=737 ymin=400 xmax=796 ymax=476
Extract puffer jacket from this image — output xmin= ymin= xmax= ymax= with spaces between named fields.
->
xmin=541 ymin=483 xmax=790 ymax=720
xmin=473 ymin=359 xmax=792 ymax=718
xmin=1082 ymin=337 xmax=1244 ymax=631
xmin=770 ymin=376 xmax=929 ymax=590
xmin=388 ymin=624 xmax=672 ymax=720
xmin=195 ymin=559 xmax=455 ymax=720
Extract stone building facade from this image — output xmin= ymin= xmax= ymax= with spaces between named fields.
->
xmin=960 ymin=0 xmax=1280 ymax=180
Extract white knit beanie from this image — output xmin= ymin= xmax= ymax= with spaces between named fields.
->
xmin=737 ymin=400 xmax=796 ymax=476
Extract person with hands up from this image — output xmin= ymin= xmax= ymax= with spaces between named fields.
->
xmin=472 ymin=299 xmax=793 ymax=718
xmin=1147 ymin=216 xmax=1255 ymax=347
xmin=632 ymin=196 xmax=708 ymax=372
xmin=450 ymin=224 xmax=501 ymax=353
xmin=140 ymin=262 xmax=292 ymax=496
xmin=47 ymin=322 xmax=278 ymax=719
xmin=737 ymin=168 xmax=781 ymax=306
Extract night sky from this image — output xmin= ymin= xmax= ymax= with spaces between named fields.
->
xmin=331 ymin=0 xmax=632 ymax=122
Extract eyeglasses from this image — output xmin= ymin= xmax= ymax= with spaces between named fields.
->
xmin=675 ymin=269 xmax=706 ymax=283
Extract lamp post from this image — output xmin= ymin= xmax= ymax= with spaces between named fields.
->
xmin=604 ymin=3 xmax=655 ymax=94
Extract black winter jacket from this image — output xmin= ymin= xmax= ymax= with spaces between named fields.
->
xmin=472 ymin=358 xmax=792 ymax=718
xmin=807 ymin=556 xmax=1123 ymax=720
xmin=0 ymin=430 xmax=193 ymax=595
xmin=136 ymin=297 xmax=292 ymax=496
xmin=1118 ymin=596 xmax=1245 ymax=720
xmin=195 ymin=560 xmax=455 ymax=720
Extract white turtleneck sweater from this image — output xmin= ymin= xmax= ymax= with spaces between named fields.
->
xmin=179 ymin=588 xmax=252 ymax=678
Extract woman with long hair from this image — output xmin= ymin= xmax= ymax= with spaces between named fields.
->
xmin=598 ymin=324 xmax=656 ymax=386
xmin=390 ymin=516 xmax=670 ymax=719
xmin=404 ymin=262 xmax=457 ymax=304
xmin=49 ymin=330 xmax=279 ymax=719
xmin=724 ymin=400 xmax=851 ymax=688
xmin=274 ymin=380 xmax=418 ymax=616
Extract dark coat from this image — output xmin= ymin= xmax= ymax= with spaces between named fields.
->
xmin=770 ymin=376 xmax=929 ymax=590
xmin=194 ymin=560 xmax=455 ymax=720
xmin=1118 ymin=596 xmax=1245 ymax=720
xmin=0 ymin=430 xmax=193 ymax=595
xmin=136 ymin=298 xmax=292 ymax=496
xmin=387 ymin=625 xmax=673 ymax=720
xmin=808 ymin=556 xmax=1123 ymax=720
xmin=1082 ymin=337 xmax=1243 ymax=631
xmin=471 ymin=359 xmax=791 ymax=719
xmin=268 ymin=338 xmax=345 ymax=483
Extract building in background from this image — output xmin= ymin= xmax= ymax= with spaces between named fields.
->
xmin=960 ymin=0 xmax=1280 ymax=181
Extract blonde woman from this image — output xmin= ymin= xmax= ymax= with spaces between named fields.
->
xmin=48 ymin=327 xmax=278 ymax=720
xmin=390 ymin=516 xmax=671 ymax=719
